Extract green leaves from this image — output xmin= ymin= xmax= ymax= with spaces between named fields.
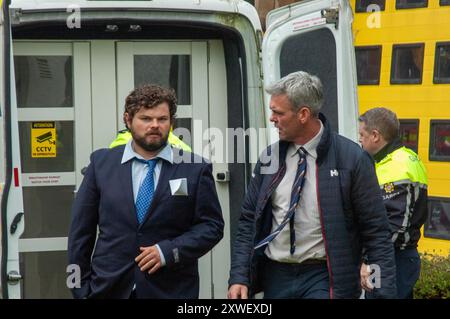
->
xmin=414 ymin=253 xmax=450 ymax=299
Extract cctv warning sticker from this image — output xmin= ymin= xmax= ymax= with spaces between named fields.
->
xmin=31 ymin=122 xmax=57 ymax=158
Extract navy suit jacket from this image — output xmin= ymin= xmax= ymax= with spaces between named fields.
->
xmin=68 ymin=145 xmax=224 ymax=299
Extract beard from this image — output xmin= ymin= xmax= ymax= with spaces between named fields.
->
xmin=131 ymin=130 xmax=169 ymax=152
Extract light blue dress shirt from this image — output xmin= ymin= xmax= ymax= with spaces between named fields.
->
xmin=121 ymin=139 xmax=173 ymax=266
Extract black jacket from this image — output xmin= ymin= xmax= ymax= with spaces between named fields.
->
xmin=229 ymin=114 xmax=397 ymax=298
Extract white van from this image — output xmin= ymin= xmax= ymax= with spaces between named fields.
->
xmin=0 ymin=0 xmax=358 ymax=299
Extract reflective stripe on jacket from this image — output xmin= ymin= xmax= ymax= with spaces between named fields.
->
xmin=374 ymin=141 xmax=428 ymax=249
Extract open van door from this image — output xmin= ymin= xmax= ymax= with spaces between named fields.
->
xmin=1 ymin=0 xmax=264 ymax=299
xmin=262 ymin=0 xmax=358 ymax=142
xmin=1 ymin=0 xmax=25 ymax=299
xmin=0 ymin=0 xmax=4 ymax=298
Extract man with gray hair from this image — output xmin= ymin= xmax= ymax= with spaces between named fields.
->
xmin=228 ymin=71 xmax=396 ymax=299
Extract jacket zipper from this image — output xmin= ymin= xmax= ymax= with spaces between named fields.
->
xmin=249 ymin=162 xmax=286 ymax=292
xmin=316 ymin=164 xmax=334 ymax=299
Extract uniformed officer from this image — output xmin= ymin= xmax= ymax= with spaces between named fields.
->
xmin=358 ymin=107 xmax=428 ymax=299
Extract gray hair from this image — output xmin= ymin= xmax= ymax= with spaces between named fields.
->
xmin=359 ymin=107 xmax=399 ymax=143
xmin=266 ymin=71 xmax=324 ymax=115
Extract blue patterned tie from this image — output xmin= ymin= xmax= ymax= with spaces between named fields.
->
xmin=254 ymin=147 xmax=307 ymax=255
xmin=135 ymin=158 xmax=158 ymax=224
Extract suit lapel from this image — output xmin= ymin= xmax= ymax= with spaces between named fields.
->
xmin=119 ymin=159 xmax=138 ymax=228
xmin=139 ymin=160 xmax=177 ymax=228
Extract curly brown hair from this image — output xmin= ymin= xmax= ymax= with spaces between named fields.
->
xmin=123 ymin=84 xmax=177 ymax=128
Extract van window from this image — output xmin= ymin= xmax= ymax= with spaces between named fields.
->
xmin=399 ymin=119 xmax=419 ymax=153
xmin=356 ymin=46 xmax=382 ymax=85
xmin=396 ymin=0 xmax=428 ymax=9
xmin=14 ymin=56 xmax=73 ymax=108
xmin=429 ymin=121 xmax=450 ymax=161
xmin=441 ymin=0 xmax=450 ymax=5
xmin=425 ymin=197 xmax=450 ymax=240
xmin=20 ymin=251 xmax=72 ymax=298
xmin=355 ymin=0 xmax=386 ymax=12
xmin=280 ymin=28 xmax=338 ymax=132
xmin=22 ymin=186 xmax=72 ymax=238
xmin=19 ymin=121 xmax=74 ymax=173
xmin=134 ymin=55 xmax=191 ymax=105
xmin=434 ymin=42 xmax=450 ymax=83
xmin=391 ymin=44 xmax=424 ymax=84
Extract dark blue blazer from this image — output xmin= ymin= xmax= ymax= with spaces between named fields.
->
xmin=68 ymin=145 xmax=224 ymax=299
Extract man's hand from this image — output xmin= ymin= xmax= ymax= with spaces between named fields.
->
xmin=227 ymin=284 xmax=249 ymax=299
xmin=135 ymin=246 xmax=162 ymax=274
xmin=360 ymin=263 xmax=374 ymax=292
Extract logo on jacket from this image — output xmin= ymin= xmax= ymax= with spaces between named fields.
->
xmin=330 ymin=169 xmax=339 ymax=177
xmin=384 ymin=182 xmax=395 ymax=193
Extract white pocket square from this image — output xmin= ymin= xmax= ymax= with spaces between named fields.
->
xmin=169 ymin=178 xmax=188 ymax=196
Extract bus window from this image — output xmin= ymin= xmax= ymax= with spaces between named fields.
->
xmin=430 ymin=121 xmax=450 ymax=161
xmin=391 ymin=44 xmax=424 ymax=84
xmin=434 ymin=42 xmax=450 ymax=84
xmin=399 ymin=119 xmax=419 ymax=153
xmin=355 ymin=0 xmax=386 ymax=12
xmin=440 ymin=0 xmax=450 ymax=6
xmin=396 ymin=0 xmax=428 ymax=9
xmin=425 ymin=198 xmax=450 ymax=241
xmin=355 ymin=46 xmax=382 ymax=85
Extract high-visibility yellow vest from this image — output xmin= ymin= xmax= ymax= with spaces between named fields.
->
xmin=375 ymin=146 xmax=427 ymax=186
xmin=375 ymin=146 xmax=428 ymax=249
xmin=109 ymin=130 xmax=192 ymax=152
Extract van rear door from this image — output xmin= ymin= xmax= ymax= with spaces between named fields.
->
xmin=263 ymin=0 xmax=358 ymax=142
xmin=1 ymin=0 xmax=26 ymax=299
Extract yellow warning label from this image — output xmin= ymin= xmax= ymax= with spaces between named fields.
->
xmin=31 ymin=122 xmax=57 ymax=158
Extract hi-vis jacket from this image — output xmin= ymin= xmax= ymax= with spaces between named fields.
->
xmin=109 ymin=129 xmax=192 ymax=152
xmin=373 ymin=139 xmax=428 ymax=250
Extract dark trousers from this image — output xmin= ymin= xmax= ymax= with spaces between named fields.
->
xmin=395 ymin=247 xmax=421 ymax=299
xmin=365 ymin=247 xmax=420 ymax=299
xmin=262 ymin=257 xmax=330 ymax=299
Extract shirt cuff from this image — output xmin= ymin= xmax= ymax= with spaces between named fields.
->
xmin=156 ymin=244 xmax=166 ymax=267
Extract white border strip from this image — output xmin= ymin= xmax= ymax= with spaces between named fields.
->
xmin=21 ymin=172 xmax=76 ymax=187
xmin=18 ymin=108 xmax=74 ymax=121
xmin=177 ymin=105 xmax=192 ymax=118
xmin=19 ymin=237 xmax=68 ymax=252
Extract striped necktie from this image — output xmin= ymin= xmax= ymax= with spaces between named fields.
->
xmin=135 ymin=158 xmax=158 ymax=224
xmin=254 ymin=147 xmax=307 ymax=255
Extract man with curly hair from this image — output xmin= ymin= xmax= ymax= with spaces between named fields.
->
xmin=68 ymin=84 xmax=224 ymax=299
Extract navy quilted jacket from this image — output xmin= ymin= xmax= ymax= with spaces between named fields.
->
xmin=229 ymin=114 xmax=397 ymax=299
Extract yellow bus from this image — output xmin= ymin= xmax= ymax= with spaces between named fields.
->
xmin=351 ymin=0 xmax=450 ymax=256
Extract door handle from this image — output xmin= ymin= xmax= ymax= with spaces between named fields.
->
xmin=10 ymin=212 xmax=24 ymax=235
xmin=215 ymin=171 xmax=230 ymax=183
xmin=7 ymin=271 xmax=22 ymax=285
